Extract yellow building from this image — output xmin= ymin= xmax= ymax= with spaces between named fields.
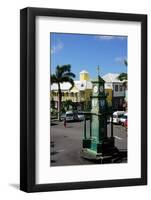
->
xmin=80 ymin=70 xmax=90 ymax=81
xmin=51 ymin=70 xmax=92 ymax=111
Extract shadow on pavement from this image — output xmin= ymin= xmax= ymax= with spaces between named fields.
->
xmin=51 ymin=122 xmax=58 ymax=126
xmin=9 ymin=183 xmax=20 ymax=190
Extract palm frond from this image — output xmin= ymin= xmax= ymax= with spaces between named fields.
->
xmin=124 ymin=59 xmax=128 ymax=66
xmin=55 ymin=64 xmax=72 ymax=78
xmin=118 ymin=73 xmax=127 ymax=81
xmin=63 ymin=72 xmax=76 ymax=78
xmin=55 ymin=65 xmax=61 ymax=78
xmin=51 ymin=74 xmax=58 ymax=84
xmin=60 ymin=64 xmax=71 ymax=73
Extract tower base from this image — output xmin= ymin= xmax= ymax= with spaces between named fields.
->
xmin=81 ymin=147 xmax=120 ymax=163
xmin=81 ymin=137 xmax=121 ymax=163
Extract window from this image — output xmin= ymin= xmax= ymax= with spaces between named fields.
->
xmin=115 ymin=85 xmax=118 ymax=92
xmin=119 ymin=85 xmax=123 ymax=91
xmin=52 ymin=92 xmax=55 ymax=96
xmin=80 ymin=91 xmax=84 ymax=97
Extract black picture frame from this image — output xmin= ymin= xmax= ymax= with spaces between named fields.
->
xmin=20 ymin=7 xmax=147 ymax=192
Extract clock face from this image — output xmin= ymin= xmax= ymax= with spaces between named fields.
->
xmin=93 ymin=86 xmax=98 ymax=93
xmin=100 ymin=86 xmax=104 ymax=93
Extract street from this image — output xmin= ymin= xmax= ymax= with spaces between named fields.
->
xmin=50 ymin=120 xmax=127 ymax=166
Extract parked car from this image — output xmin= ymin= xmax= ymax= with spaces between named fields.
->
xmin=77 ymin=111 xmax=85 ymax=121
xmin=65 ymin=111 xmax=79 ymax=122
xmin=124 ymin=119 xmax=128 ymax=129
xmin=112 ymin=111 xmax=125 ymax=124
xmin=78 ymin=111 xmax=91 ymax=120
xmin=119 ymin=113 xmax=128 ymax=125
xmin=60 ymin=113 xmax=66 ymax=121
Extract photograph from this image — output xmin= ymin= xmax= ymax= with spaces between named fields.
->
xmin=20 ymin=7 xmax=147 ymax=192
xmin=50 ymin=32 xmax=128 ymax=166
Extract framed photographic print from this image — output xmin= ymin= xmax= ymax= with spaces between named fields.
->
xmin=20 ymin=7 xmax=147 ymax=192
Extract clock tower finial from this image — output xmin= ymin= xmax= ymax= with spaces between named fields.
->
xmin=97 ymin=65 xmax=100 ymax=76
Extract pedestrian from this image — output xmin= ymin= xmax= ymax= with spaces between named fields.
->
xmin=64 ymin=117 xmax=67 ymax=128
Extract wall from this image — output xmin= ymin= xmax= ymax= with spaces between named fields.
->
xmin=0 ymin=0 xmax=150 ymax=199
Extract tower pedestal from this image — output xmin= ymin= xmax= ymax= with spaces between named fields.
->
xmin=82 ymin=137 xmax=119 ymax=162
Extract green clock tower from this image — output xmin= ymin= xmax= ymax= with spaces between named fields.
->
xmin=82 ymin=70 xmax=117 ymax=162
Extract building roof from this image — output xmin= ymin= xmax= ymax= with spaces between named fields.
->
xmin=75 ymin=80 xmax=92 ymax=90
xmin=51 ymin=80 xmax=92 ymax=91
xmin=80 ymin=70 xmax=89 ymax=74
xmin=51 ymin=73 xmax=123 ymax=91
xmin=51 ymin=82 xmax=71 ymax=91
xmin=102 ymin=73 xmax=121 ymax=83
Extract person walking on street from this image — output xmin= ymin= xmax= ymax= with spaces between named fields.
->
xmin=64 ymin=117 xmax=67 ymax=128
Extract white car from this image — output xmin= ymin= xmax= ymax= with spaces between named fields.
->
xmin=77 ymin=112 xmax=84 ymax=121
xmin=119 ymin=113 xmax=128 ymax=125
xmin=65 ymin=111 xmax=79 ymax=122
xmin=112 ymin=111 xmax=125 ymax=124
xmin=65 ymin=111 xmax=74 ymax=121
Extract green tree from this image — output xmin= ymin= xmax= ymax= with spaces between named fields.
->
xmin=118 ymin=59 xmax=127 ymax=89
xmin=51 ymin=64 xmax=76 ymax=120
xmin=62 ymin=100 xmax=73 ymax=112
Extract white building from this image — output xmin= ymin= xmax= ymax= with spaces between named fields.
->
xmin=102 ymin=73 xmax=126 ymax=110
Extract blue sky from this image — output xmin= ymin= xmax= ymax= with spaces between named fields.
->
xmin=50 ymin=33 xmax=127 ymax=80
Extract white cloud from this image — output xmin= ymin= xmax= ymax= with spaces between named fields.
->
xmin=51 ymin=40 xmax=64 ymax=54
xmin=96 ymin=35 xmax=126 ymax=40
xmin=96 ymin=35 xmax=115 ymax=40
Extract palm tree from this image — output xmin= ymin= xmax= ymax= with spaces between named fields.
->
xmin=51 ymin=64 xmax=76 ymax=120
xmin=63 ymin=100 xmax=73 ymax=112
xmin=118 ymin=72 xmax=127 ymax=82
